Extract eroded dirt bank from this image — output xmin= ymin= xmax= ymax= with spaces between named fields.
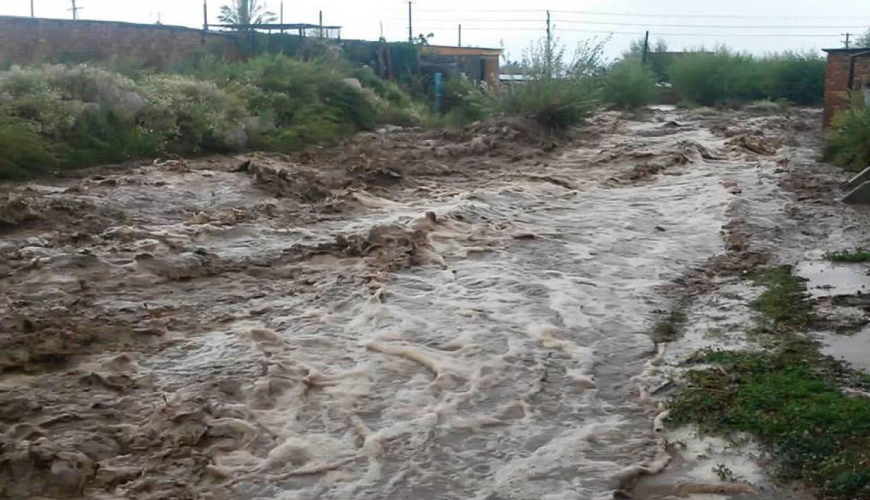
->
xmin=0 ymin=107 xmax=848 ymax=500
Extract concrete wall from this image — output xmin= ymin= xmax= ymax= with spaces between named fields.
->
xmin=0 ymin=16 xmax=238 ymax=69
xmin=824 ymin=51 xmax=870 ymax=125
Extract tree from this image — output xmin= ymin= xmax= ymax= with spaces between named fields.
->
xmin=857 ymin=29 xmax=870 ymax=48
xmin=219 ymin=0 xmax=277 ymax=28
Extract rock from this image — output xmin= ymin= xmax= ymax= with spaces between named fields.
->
xmin=232 ymin=160 xmax=252 ymax=173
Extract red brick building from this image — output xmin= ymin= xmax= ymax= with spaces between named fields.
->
xmin=822 ymin=48 xmax=870 ymax=126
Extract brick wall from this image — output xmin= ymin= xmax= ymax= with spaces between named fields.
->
xmin=0 ymin=16 xmax=239 ymax=69
xmin=824 ymin=51 xmax=870 ymax=125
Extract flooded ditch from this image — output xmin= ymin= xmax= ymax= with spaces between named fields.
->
xmin=0 ymin=107 xmax=860 ymax=500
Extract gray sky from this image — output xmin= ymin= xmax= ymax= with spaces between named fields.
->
xmin=5 ymin=1 xmax=870 ymax=60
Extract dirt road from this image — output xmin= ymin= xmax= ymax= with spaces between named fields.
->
xmin=0 ymin=107 xmax=859 ymax=500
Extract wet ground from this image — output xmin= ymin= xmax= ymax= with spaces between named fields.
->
xmin=0 ymin=107 xmax=866 ymax=500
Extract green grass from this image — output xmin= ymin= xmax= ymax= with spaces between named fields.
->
xmin=751 ymin=266 xmax=812 ymax=332
xmin=828 ymin=250 xmax=870 ymax=263
xmin=669 ymin=266 xmax=870 ymax=499
xmin=670 ymin=343 xmax=870 ymax=499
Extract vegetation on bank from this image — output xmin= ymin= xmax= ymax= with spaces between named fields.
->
xmin=668 ymin=50 xmax=825 ymax=107
xmin=668 ymin=266 xmax=870 ymax=499
xmin=828 ymin=250 xmax=870 ymax=263
xmin=0 ymin=30 xmax=832 ymax=179
xmin=0 ymin=54 xmax=424 ymax=179
xmin=825 ymin=102 xmax=870 ymax=172
xmin=441 ymin=38 xmax=605 ymax=132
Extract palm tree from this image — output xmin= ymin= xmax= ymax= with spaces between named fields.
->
xmin=219 ymin=0 xmax=277 ymax=29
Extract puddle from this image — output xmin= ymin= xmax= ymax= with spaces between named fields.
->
xmin=794 ymin=261 xmax=870 ymax=299
xmin=820 ymin=326 xmax=870 ymax=372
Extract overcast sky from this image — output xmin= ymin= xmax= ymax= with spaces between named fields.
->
xmin=5 ymin=0 xmax=870 ymax=60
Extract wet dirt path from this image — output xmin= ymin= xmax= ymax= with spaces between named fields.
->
xmin=0 ymin=108 xmax=828 ymax=499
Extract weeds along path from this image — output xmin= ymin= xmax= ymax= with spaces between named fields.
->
xmin=0 ymin=108 xmax=820 ymax=500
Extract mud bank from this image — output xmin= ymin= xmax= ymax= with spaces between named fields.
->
xmin=0 ymin=107 xmax=839 ymax=500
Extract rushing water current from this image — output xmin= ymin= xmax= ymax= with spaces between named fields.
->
xmin=1 ymin=112 xmax=764 ymax=500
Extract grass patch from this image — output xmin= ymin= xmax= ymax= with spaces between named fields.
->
xmin=669 ymin=265 xmax=870 ymax=499
xmin=670 ymin=342 xmax=870 ymax=499
xmin=751 ymin=265 xmax=812 ymax=332
xmin=828 ymin=250 xmax=870 ymax=263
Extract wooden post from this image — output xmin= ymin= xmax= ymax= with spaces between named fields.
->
xmin=203 ymin=0 xmax=208 ymax=30
xmin=546 ymin=10 xmax=552 ymax=78
xmin=642 ymin=30 xmax=650 ymax=63
xmin=408 ymin=1 xmax=413 ymax=43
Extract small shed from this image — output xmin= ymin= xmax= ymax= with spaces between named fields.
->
xmin=418 ymin=45 xmax=502 ymax=89
xmin=822 ymin=48 xmax=870 ymax=125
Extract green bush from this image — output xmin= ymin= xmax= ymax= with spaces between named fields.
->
xmin=603 ymin=61 xmax=658 ymax=109
xmin=441 ymin=76 xmax=494 ymax=126
xmin=825 ymin=102 xmax=870 ymax=171
xmin=500 ymin=77 xmax=598 ymax=132
xmin=668 ymin=49 xmax=824 ymax=106
xmin=0 ymin=55 xmax=422 ymax=177
xmin=0 ymin=122 xmax=58 ymax=179
xmin=760 ymin=52 xmax=825 ymax=105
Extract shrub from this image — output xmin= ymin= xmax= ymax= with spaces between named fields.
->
xmin=500 ymin=76 xmax=598 ymax=132
xmin=0 ymin=55 xmax=421 ymax=177
xmin=442 ymin=76 xmax=494 ymax=126
xmin=0 ymin=121 xmax=58 ymax=179
xmin=352 ymin=65 xmax=410 ymax=107
xmin=493 ymin=37 xmax=603 ymax=133
xmin=602 ymin=61 xmax=658 ymax=109
xmin=668 ymin=49 xmax=824 ymax=107
xmin=825 ymin=102 xmax=870 ymax=171
xmin=760 ymin=52 xmax=825 ymax=106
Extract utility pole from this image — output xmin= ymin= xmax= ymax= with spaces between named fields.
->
xmin=319 ymin=10 xmax=323 ymax=38
xmin=844 ymin=33 xmax=852 ymax=49
xmin=203 ymin=0 xmax=208 ymax=30
xmin=641 ymin=30 xmax=650 ymax=63
xmin=30 ymin=0 xmax=34 ymax=18
xmin=546 ymin=10 xmax=552 ymax=78
xmin=458 ymin=24 xmax=462 ymax=47
xmin=280 ymin=1 xmax=284 ymax=33
xmin=70 ymin=0 xmax=81 ymax=20
xmin=408 ymin=1 xmax=413 ymax=43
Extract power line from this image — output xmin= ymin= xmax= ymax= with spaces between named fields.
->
xmin=550 ymin=9 xmax=870 ymax=20
xmin=553 ymin=20 xmax=870 ymax=29
xmin=392 ymin=7 xmax=870 ymax=20
xmin=415 ymin=26 xmax=845 ymax=38
xmin=407 ymin=18 xmax=870 ymax=29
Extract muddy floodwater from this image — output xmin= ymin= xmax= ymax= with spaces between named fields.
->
xmin=0 ymin=107 xmax=864 ymax=500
